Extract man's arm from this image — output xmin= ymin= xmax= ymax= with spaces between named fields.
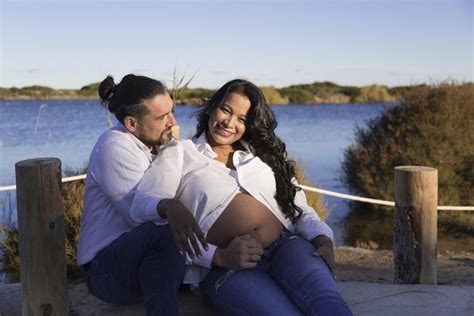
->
xmin=130 ymin=141 xmax=208 ymax=258
xmin=130 ymin=141 xmax=184 ymax=224
xmin=157 ymin=199 xmax=208 ymax=258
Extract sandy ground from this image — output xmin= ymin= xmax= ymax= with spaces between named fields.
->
xmin=334 ymin=246 xmax=474 ymax=285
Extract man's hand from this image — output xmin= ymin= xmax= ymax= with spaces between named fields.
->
xmin=157 ymin=199 xmax=208 ymax=258
xmin=312 ymin=235 xmax=335 ymax=275
xmin=212 ymin=235 xmax=264 ymax=270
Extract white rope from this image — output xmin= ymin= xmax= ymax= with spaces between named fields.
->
xmin=62 ymin=174 xmax=87 ymax=182
xmin=0 ymin=175 xmax=473 ymax=211
xmin=299 ymin=185 xmax=395 ymax=207
xmin=0 ymin=174 xmax=87 ymax=192
xmin=0 ymin=185 xmax=16 ymax=192
xmin=299 ymin=184 xmax=474 ymax=211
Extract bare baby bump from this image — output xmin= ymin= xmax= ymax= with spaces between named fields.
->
xmin=206 ymin=193 xmax=284 ymax=248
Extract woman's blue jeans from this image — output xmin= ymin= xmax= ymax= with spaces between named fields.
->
xmin=199 ymin=230 xmax=352 ymax=315
xmin=84 ymin=223 xmax=186 ymax=316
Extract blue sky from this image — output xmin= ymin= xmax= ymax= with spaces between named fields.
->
xmin=1 ymin=0 xmax=472 ymax=89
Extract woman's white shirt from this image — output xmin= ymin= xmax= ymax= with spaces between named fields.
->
xmin=130 ymin=133 xmax=333 ymax=284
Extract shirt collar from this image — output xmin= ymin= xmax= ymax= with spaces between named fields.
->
xmin=193 ymin=133 xmax=218 ymax=158
xmin=192 ymin=132 xmax=252 ymax=159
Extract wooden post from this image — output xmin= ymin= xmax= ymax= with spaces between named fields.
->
xmin=393 ymin=166 xmax=437 ymax=284
xmin=15 ymin=158 xmax=68 ymax=315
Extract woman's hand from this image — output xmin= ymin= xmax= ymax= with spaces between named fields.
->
xmin=157 ymin=198 xmax=208 ymax=258
xmin=212 ymin=235 xmax=264 ymax=270
xmin=312 ymin=235 xmax=335 ymax=275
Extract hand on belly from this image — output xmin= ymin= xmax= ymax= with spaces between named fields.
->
xmin=207 ymin=193 xmax=284 ymax=248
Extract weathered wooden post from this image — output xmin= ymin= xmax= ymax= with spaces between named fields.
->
xmin=393 ymin=166 xmax=437 ymax=284
xmin=15 ymin=158 xmax=68 ymax=315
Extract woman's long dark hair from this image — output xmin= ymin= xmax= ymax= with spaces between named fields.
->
xmin=195 ymin=79 xmax=303 ymax=223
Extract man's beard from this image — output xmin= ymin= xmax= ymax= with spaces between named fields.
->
xmin=159 ymin=129 xmax=173 ymax=145
xmin=138 ymin=126 xmax=179 ymax=147
xmin=156 ymin=126 xmax=180 ymax=146
xmin=137 ymin=130 xmax=169 ymax=147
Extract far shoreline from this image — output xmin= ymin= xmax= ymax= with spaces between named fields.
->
xmin=1 ymin=80 xmax=436 ymax=104
xmin=0 ymin=98 xmax=400 ymax=106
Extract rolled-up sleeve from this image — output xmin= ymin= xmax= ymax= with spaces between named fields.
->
xmin=130 ymin=141 xmax=184 ymax=224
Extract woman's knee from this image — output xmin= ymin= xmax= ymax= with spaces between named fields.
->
xmin=200 ymin=269 xmax=303 ymax=316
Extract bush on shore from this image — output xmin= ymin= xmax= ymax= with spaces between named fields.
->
xmin=353 ymin=85 xmax=395 ymax=103
xmin=342 ymin=83 xmax=474 ymax=234
xmin=260 ymin=86 xmax=287 ymax=105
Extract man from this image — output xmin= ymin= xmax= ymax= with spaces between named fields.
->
xmin=77 ymin=74 xmax=263 ymax=315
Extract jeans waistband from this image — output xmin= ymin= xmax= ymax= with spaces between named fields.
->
xmin=263 ymin=229 xmax=296 ymax=253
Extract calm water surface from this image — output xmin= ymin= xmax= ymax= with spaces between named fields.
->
xmin=0 ymin=100 xmax=393 ymax=244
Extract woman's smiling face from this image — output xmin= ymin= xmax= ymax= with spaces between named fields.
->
xmin=207 ymin=92 xmax=251 ymax=148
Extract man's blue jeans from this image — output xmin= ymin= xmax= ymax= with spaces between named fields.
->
xmin=199 ymin=230 xmax=352 ymax=315
xmin=84 ymin=223 xmax=185 ymax=316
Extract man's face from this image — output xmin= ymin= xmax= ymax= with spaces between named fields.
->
xmin=133 ymin=93 xmax=177 ymax=147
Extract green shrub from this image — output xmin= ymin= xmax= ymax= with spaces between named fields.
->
xmin=0 ymin=223 xmax=20 ymax=282
xmin=260 ymin=86 xmax=287 ymax=105
xmin=279 ymin=86 xmax=315 ymax=104
xmin=77 ymin=82 xmax=100 ymax=98
xmin=342 ymin=83 xmax=474 ymax=233
xmin=352 ymin=85 xmax=395 ymax=103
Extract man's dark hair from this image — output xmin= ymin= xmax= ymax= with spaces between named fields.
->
xmin=98 ymin=74 xmax=167 ymax=123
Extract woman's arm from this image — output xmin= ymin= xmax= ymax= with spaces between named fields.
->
xmin=292 ymin=180 xmax=334 ymax=242
xmin=292 ymin=179 xmax=335 ymax=273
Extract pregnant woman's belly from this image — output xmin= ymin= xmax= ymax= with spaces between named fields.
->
xmin=206 ymin=193 xmax=284 ymax=248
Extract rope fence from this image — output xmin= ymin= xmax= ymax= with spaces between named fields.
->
xmin=1 ymin=174 xmax=473 ymax=211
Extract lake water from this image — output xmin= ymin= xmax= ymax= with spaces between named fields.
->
xmin=0 ymin=100 xmax=394 ymax=245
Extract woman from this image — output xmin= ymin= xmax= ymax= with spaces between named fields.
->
xmin=132 ymin=79 xmax=352 ymax=315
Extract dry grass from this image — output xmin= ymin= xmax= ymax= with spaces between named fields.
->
xmin=294 ymin=161 xmax=327 ymax=219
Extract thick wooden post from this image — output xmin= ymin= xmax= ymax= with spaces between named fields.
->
xmin=15 ymin=158 xmax=68 ymax=315
xmin=393 ymin=166 xmax=437 ymax=284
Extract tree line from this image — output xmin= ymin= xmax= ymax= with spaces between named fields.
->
xmin=0 ymin=81 xmax=437 ymax=104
